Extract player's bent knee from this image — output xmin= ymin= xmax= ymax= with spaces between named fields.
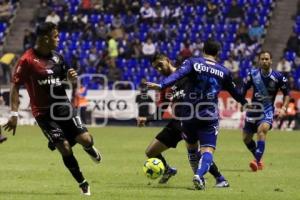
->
xmin=145 ymin=148 xmax=154 ymax=158
xmin=76 ymin=132 xmax=93 ymax=147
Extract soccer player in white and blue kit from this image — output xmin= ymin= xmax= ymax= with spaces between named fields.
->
xmin=242 ymin=51 xmax=290 ymax=171
xmin=147 ymin=40 xmax=248 ymax=190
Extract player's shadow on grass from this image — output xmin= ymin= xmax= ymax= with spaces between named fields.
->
xmin=150 ymin=185 xmax=192 ymax=190
xmin=0 ymin=191 xmax=71 ymax=196
xmin=221 ymin=168 xmax=249 ymax=172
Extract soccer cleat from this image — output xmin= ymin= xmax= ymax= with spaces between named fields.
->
xmin=257 ymin=161 xmax=264 ymax=170
xmin=84 ymin=146 xmax=102 ymax=164
xmin=249 ymin=160 xmax=258 ymax=172
xmin=79 ymin=180 xmax=91 ymax=196
xmin=159 ymin=166 xmax=177 ymax=184
xmin=193 ymin=175 xmax=205 ymax=190
xmin=215 ymin=176 xmax=230 ymax=188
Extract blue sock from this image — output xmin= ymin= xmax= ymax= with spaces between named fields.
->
xmin=196 ymin=152 xmax=213 ymax=178
xmin=255 ymin=140 xmax=265 ymax=162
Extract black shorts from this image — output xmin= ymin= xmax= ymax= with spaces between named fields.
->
xmin=155 ymin=119 xmax=183 ymax=148
xmin=35 ymin=112 xmax=88 ymax=149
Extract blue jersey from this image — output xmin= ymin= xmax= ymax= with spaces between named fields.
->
xmin=242 ymin=68 xmax=289 ymax=122
xmin=160 ymin=57 xmax=247 ymax=119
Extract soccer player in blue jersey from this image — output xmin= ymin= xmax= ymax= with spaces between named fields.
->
xmin=139 ymin=54 xmax=229 ymax=187
xmin=146 ymin=40 xmax=248 ymax=190
xmin=241 ymin=51 xmax=290 ymax=171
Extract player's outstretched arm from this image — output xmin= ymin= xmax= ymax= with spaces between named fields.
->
xmin=224 ymin=73 xmax=248 ymax=106
xmin=3 ymin=83 xmax=20 ymax=135
xmin=145 ymin=82 xmax=161 ymax=90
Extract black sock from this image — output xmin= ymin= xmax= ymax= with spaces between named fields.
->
xmin=62 ymin=154 xmax=85 ymax=184
xmin=209 ymin=161 xmax=222 ymax=178
xmin=245 ymin=140 xmax=256 ymax=157
xmin=155 ymin=154 xmax=168 ymax=169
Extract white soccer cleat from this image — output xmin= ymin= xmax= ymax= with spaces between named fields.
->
xmin=193 ymin=175 xmax=205 ymax=190
xmin=79 ymin=180 xmax=91 ymax=196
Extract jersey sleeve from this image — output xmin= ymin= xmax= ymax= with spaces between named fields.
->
xmin=241 ymin=72 xmax=252 ymax=97
xmin=12 ymin=57 xmax=28 ymax=85
xmin=279 ymin=74 xmax=289 ymax=96
xmin=160 ymin=59 xmax=193 ymax=89
xmin=224 ymin=71 xmax=248 ymax=105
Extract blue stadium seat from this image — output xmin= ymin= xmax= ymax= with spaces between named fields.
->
xmin=0 ymin=23 xmax=7 ymax=32
xmin=262 ymin=0 xmax=273 ymax=6
xmin=195 ymin=5 xmax=206 ymax=15
xmin=296 ymin=16 xmax=300 ymax=25
xmin=284 ymin=51 xmax=296 ymax=62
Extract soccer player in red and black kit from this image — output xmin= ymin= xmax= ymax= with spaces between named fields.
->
xmin=3 ymin=22 xmax=101 ymax=196
xmin=138 ymin=54 xmax=229 ymax=187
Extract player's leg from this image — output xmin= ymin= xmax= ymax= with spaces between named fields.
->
xmin=75 ymin=131 xmax=102 ymax=164
xmin=36 ymin=117 xmax=90 ymax=195
xmin=242 ymin=121 xmax=257 ymax=158
xmin=186 ymin=141 xmax=229 ymax=187
xmin=146 ymin=120 xmax=182 ymax=183
xmin=193 ymin=120 xmax=219 ymax=190
xmin=209 ymin=161 xmax=230 ymax=188
xmin=145 ymin=138 xmax=169 ymax=168
xmin=64 ymin=115 xmax=102 ymax=163
xmin=55 ymin=140 xmax=90 ymax=195
xmin=243 ymin=131 xmax=256 ymax=157
xmin=254 ymin=122 xmax=271 ymax=169
xmin=145 ymin=138 xmax=177 ymax=183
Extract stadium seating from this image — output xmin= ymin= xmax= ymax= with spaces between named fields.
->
xmin=0 ymin=1 xmax=19 ymax=46
xmin=51 ymin=0 xmax=275 ymax=89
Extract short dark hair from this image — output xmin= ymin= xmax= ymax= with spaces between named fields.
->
xmin=203 ymin=39 xmax=220 ymax=56
xmin=150 ymin=53 xmax=168 ymax=64
xmin=35 ymin=22 xmax=57 ymax=37
xmin=258 ymin=50 xmax=272 ymax=59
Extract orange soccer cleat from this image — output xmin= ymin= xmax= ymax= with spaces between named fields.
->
xmin=257 ymin=161 xmax=264 ymax=170
xmin=249 ymin=160 xmax=258 ymax=172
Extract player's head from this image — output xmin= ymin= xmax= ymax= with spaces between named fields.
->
xmin=151 ymin=54 xmax=175 ymax=76
xmin=35 ymin=22 xmax=59 ymax=50
xmin=203 ymin=39 xmax=220 ymax=58
xmin=258 ymin=51 xmax=272 ymax=70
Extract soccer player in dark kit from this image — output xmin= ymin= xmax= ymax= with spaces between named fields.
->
xmin=3 ymin=22 xmax=101 ymax=196
xmin=140 ymin=54 xmax=229 ymax=187
xmin=147 ymin=40 xmax=248 ymax=190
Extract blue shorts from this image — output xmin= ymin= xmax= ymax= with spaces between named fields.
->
xmin=181 ymin=119 xmax=219 ymax=149
xmin=243 ymin=112 xmax=273 ymax=134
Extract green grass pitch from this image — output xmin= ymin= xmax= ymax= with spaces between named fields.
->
xmin=0 ymin=126 xmax=299 ymax=200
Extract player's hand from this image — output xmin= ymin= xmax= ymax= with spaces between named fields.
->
xmin=277 ymin=107 xmax=287 ymax=119
xmin=3 ymin=116 xmax=18 ymax=135
xmin=67 ymin=69 xmax=78 ymax=82
xmin=145 ymin=82 xmax=161 ymax=90
xmin=137 ymin=117 xmax=147 ymax=127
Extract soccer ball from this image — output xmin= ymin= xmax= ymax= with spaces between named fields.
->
xmin=143 ymin=158 xmax=165 ymax=179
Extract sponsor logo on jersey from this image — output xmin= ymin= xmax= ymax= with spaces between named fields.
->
xmin=37 ymin=75 xmax=61 ymax=86
xmin=193 ymin=63 xmax=224 ymax=78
